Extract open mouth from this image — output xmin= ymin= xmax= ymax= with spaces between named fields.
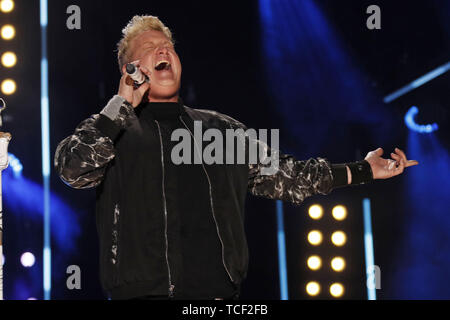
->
xmin=155 ymin=60 xmax=171 ymax=71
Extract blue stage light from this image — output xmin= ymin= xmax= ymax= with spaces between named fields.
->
xmin=394 ymin=130 xmax=450 ymax=299
xmin=3 ymin=165 xmax=81 ymax=299
xmin=258 ymin=0 xmax=392 ymax=156
xmin=404 ymin=106 xmax=438 ymax=134
xmin=40 ymin=0 xmax=51 ymax=300
xmin=276 ymin=200 xmax=289 ymax=300
xmin=3 ymin=168 xmax=81 ymax=252
xmin=384 ymin=62 xmax=450 ymax=103
xmin=363 ymin=198 xmax=376 ymax=300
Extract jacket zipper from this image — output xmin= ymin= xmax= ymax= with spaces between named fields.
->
xmin=111 ymin=203 xmax=120 ymax=267
xmin=179 ymin=116 xmax=235 ymax=284
xmin=154 ymin=120 xmax=175 ymax=298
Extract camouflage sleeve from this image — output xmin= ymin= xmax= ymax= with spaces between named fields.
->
xmin=54 ymin=95 xmax=136 ymax=189
xmin=247 ymin=145 xmax=335 ymax=206
xmin=210 ymin=110 xmax=337 ymax=206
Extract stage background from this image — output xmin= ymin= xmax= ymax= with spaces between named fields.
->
xmin=1 ymin=0 xmax=449 ymax=299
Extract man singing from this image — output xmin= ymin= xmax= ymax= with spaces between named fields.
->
xmin=54 ymin=15 xmax=418 ymax=300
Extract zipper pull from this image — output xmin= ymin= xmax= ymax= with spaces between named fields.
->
xmin=168 ymin=285 xmax=175 ymax=298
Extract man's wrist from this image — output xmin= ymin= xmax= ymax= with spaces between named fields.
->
xmin=331 ymin=160 xmax=373 ymax=188
xmin=346 ymin=160 xmax=373 ymax=185
xmin=346 ymin=165 xmax=352 ymax=184
xmin=100 ymin=95 xmax=127 ymax=121
xmin=331 ymin=164 xmax=348 ymax=188
xmin=100 ymin=95 xmax=136 ymax=129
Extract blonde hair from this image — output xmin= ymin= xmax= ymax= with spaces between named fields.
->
xmin=117 ymin=15 xmax=174 ymax=72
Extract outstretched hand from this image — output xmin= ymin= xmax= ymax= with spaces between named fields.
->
xmin=364 ymin=147 xmax=419 ymax=179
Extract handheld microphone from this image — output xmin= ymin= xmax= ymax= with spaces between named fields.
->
xmin=126 ymin=63 xmax=150 ymax=85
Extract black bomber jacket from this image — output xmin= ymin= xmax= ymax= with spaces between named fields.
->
xmin=54 ymin=95 xmax=364 ymax=299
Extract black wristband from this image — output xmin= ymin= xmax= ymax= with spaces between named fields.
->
xmin=346 ymin=160 xmax=373 ymax=185
xmin=331 ymin=164 xmax=348 ymax=188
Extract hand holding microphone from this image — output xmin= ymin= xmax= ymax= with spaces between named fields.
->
xmin=118 ymin=60 xmax=151 ymax=108
xmin=126 ymin=63 xmax=150 ymax=85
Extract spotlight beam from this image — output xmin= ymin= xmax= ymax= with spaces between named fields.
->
xmin=383 ymin=61 xmax=450 ymax=103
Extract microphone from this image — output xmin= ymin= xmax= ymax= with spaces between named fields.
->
xmin=125 ymin=63 xmax=150 ymax=85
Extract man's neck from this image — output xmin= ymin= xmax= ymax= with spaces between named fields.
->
xmin=147 ymin=95 xmax=179 ymax=103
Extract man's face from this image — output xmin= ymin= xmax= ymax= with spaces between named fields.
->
xmin=129 ymin=29 xmax=182 ymax=101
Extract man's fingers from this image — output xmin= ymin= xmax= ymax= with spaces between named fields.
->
xmin=395 ymin=148 xmax=408 ymax=162
xmin=395 ymin=148 xmax=419 ymax=168
xmin=406 ymin=160 xmax=419 ymax=167
xmin=136 ymin=81 xmax=150 ymax=96
xmin=391 ymin=152 xmax=401 ymax=164
xmin=394 ymin=159 xmax=405 ymax=175
xmin=124 ymin=75 xmax=134 ymax=86
xmin=374 ymin=147 xmax=383 ymax=156
xmin=387 ymin=159 xmax=397 ymax=170
xmin=120 ymin=65 xmax=133 ymax=85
